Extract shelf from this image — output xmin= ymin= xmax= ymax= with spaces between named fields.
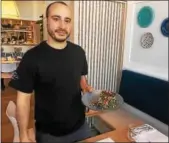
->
xmin=1 ymin=61 xmax=20 ymax=64
xmin=1 ymin=18 xmax=41 ymax=63
xmin=1 ymin=44 xmax=36 ymax=46
xmin=1 ymin=29 xmax=32 ymax=33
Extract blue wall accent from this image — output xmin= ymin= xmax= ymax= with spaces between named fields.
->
xmin=119 ymin=70 xmax=168 ymax=125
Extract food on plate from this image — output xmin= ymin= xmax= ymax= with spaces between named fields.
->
xmin=89 ymin=90 xmax=119 ymax=110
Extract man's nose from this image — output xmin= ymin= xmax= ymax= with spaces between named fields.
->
xmin=59 ymin=20 xmax=66 ymax=29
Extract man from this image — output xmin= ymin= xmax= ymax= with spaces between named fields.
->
xmin=9 ymin=2 xmax=93 ymax=143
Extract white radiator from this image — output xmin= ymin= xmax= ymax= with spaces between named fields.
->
xmin=74 ymin=1 xmax=127 ymax=92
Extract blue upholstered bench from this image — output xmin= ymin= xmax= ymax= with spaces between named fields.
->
xmin=119 ymin=70 xmax=168 ymax=126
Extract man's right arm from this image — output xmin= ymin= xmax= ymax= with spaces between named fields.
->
xmin=8 ymin=51 xmax=36 ymax=142
xmin=16 ymin=91 xmax=32 ymax=141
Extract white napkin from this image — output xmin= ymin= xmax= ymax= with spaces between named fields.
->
xmin=130 ymin=124 xmax=168 ymax=142
xmin=96 ymin=137 xmax=115 ymax=142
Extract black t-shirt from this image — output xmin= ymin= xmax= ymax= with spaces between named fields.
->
xmin=9 ymin=41 xmax=88 ymax=136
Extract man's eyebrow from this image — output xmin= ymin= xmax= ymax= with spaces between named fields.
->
xmin=51 ymin=15 xmax=71 ymax=20
xmin=51 ymin=15 xmax=61 ymax=18
xmin=65 ymin=17 xmax=71 ymax=21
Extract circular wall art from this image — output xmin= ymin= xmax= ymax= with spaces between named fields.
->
xmin=161 ymin=18 xmax=169 ymax=37
xmin=137 ymin=6 xmax=154 ymax=28
xmin=140 ymin=32 xmax=154 ymax=49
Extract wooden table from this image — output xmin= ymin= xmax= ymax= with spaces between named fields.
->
xmin=2 ymin=72 xmax=13 ymax=78
xmin=83 ymin=108 xmax=144 ymax=142
xmin=85 ymin=110 xmax=100 ymax=117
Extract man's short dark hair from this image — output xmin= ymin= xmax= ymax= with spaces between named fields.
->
xmin=46 ymin=1 xmax=68 ymax=18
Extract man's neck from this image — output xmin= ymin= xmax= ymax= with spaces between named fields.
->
xmin=47 ymin=38 xmax=67 ymax=50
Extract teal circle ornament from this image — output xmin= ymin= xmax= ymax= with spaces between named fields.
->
xmin=137 ymin=6 xmax=154 ymax=28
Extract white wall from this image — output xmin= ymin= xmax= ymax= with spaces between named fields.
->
xmin=123 ymin=1 xmax=168 ymax=81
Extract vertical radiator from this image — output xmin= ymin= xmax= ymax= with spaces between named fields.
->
xmin=74 ymin=1 xmax=127 ymax=92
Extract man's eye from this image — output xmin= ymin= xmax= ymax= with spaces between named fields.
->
xmin=53 ymin=18 xmax=59 ymax=21
xmin=65 ymin=20 xmax=70 ymax=23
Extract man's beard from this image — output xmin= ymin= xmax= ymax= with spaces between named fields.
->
xmin=47 ymin=28 xmax=70 ymax=42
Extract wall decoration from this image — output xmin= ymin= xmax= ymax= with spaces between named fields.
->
xmin=161 ymin=18 xmax=169 ymax=37
xmin=128 ymin=1 xmax=168 ymax=79
xmin=140 ymin=32 xmax=154 ymax=49
xmin=137 ymin=6 xmax=154 ymax=28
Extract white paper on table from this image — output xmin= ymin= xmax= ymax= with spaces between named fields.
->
xmin=96 ymin=137 xmax=115 ymax=142
xmin=146 ymin=130 xmax=168 ymax=142
xmin=133 ymin=135 xmax=150 ymax=142
xmin=131 ymin=124 xmax=168 ymax=142
xmin=133 ymin=132 xmax=168 ymax=142
xmin=130 ymin=124 xmax=157 ymax=136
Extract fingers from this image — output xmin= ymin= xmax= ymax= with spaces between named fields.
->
xmin=88 ymin=86 xmax=94 ymax=92
xmin=82 ymin=85 xmax=94 ymax=94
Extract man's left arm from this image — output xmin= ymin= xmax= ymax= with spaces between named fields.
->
xmin=80 ymin=51 xmax=93 ymax=93
xmin=80 ymin=75 xmax=93 ymax=93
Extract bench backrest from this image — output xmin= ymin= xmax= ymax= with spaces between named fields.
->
xmin=119 ymin=70 xmax=168 ymax=125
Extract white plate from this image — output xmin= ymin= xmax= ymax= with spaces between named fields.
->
xmin=82 ymin=90 xmax=124 ymax=111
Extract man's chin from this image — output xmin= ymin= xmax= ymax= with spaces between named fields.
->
xmin=54 ymin=38 xmax=67 ymax=42
xmin=54 ymin=35 xmax=70 ymax=42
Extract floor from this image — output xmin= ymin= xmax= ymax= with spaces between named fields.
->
xmin=1 ymin=79 xmax=34 ymax=142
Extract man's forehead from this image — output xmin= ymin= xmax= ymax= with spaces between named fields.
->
xmin=48 ymin=3 xmax=72 ymax=18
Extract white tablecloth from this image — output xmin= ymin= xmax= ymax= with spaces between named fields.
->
xmin=1 ymin=63 xmax=17 ymax=73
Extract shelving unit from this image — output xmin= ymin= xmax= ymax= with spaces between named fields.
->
xmin=1 ymin=18 xmax=40 ymax=78
xmin=2 ymin=29 xmax=32 ymax=32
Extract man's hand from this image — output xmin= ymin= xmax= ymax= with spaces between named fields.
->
xmin=80 ymin=76 xmax=94 ymax=94
xmin=82 ymin=85 xmax=94 ymax=93
xmin=21 ymin=136 xmax=35 ymax=143
xmin=20 ymin=128 xmax=36 ymax=142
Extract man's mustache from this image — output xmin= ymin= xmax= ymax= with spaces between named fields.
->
xmin=55 ymin=29 xmax=68 ymax=34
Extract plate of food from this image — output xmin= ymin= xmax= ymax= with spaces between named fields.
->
xmin=82 ymin=90 xmax=124 ymax=111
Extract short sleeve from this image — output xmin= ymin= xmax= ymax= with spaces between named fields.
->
xmin=8 ymin=52 xmax=36 ymax=93
xmin=81 ymin=52 xmax=88 ymax=75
